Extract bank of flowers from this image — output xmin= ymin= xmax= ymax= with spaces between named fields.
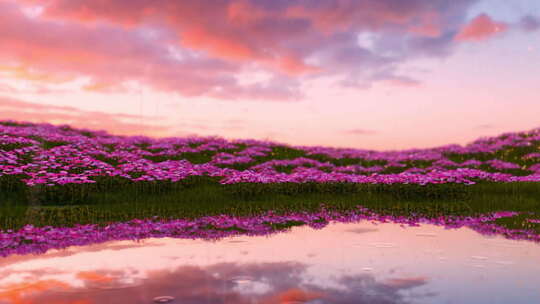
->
xmin=1 ymin=120 xmax=539 ymax=189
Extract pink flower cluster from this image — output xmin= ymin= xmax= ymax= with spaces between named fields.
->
xmin=219 ymin=167 xmax=532 ymax=185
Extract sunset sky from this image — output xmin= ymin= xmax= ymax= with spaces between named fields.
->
xmin=0 ymin=0 xmax=539 ymax=150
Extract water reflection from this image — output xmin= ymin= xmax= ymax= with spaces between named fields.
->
xmin=0 ymin=257 xmax=431 ymax=303
xmin=1 ymin=208 xmax=539 ymax=257
xmin=1 ymin=219 xmax=540 ymax=303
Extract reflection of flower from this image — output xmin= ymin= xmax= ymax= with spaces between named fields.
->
xmin=1 ymin=207 xmax=537 ymax=258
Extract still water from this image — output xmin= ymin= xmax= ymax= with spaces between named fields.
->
xmin=1 ymin=220 xmax=539 ymax=304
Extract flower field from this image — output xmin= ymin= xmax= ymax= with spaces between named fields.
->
xmin=1 ymin=120 xmax=539 ymax=193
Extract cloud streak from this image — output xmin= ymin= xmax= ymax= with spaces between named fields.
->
xmin=0 ymin=96 xmax=169 ymax=136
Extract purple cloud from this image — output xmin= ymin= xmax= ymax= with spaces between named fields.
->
xmin=520 ymin=15 xmax=540 ymax=32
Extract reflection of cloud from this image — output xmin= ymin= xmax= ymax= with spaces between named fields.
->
xmin=383 ymin=276 xmax=428 ymax=289
xmin=0 ymin=280 xmax=71 ymax=304
xmin=1 ymin=261 xmax=431 ymax=304
xmin=76 ymin=271 xmax=114 ymax=284
xmin=263 ymin=288 xmax=325 ymax=304
xmin=0 ymin=96 xmax=169 ymax=136
xmin=321 ymin=274 xmax=430 ymax=303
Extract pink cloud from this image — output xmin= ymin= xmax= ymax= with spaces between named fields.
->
xmin=455 ymin=13 xmax=508 ymax=41
xmin=407 ymin=12 xmax=443 ymax=37
xmin=7 ymin=0 xmax=532 ymax=99
xmin=0 ymin=1 xmax=300 ymax=101
xmin=36 ymin=0 xmax=320 ymax=76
